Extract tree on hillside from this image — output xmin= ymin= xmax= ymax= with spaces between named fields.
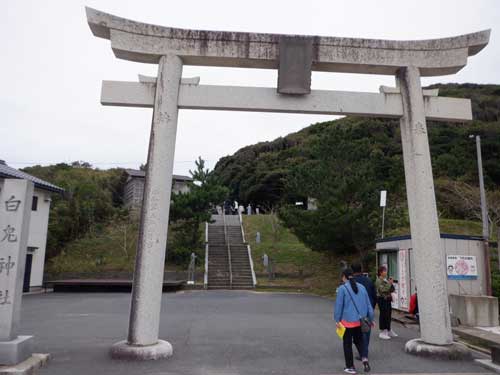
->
xmin=22 ymin=163 xmax=127 ymax=259
xmin=168 ymin=157 xmax=228 ymax=263
xmin=436 ymin=179 xmax=500 ymax=236
xmin=279 ymin=119 xmax=405 ymax=260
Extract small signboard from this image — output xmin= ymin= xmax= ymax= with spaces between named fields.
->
xmin=380 ymin=190 xmax=387 ymax=207
xmin=446 ymin=255 xmax=478 ymax=280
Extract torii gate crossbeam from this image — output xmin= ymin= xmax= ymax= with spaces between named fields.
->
xmin=101 ymin=80 xmax=473 ymax=122
xmin=85 ymin=7 xmax=490 ymax=361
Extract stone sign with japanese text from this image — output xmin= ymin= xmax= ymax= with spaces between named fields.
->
xmin=0 ymin=179 xmax=34 ymax=365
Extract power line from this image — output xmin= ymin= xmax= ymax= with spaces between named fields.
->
xmin=7 ymin=160 xmax=216 ymax=166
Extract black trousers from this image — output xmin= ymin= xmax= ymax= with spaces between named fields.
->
xmin=343 ymin=326 xmax=363 ymax=368
xmin=378 ymin=297 xmax=392 ymax=330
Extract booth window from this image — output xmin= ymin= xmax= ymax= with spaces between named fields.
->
xmin=379 ymin=251 xmax=398 ymax=280
xmin=387 ymin=252 xmax=398 ymax=280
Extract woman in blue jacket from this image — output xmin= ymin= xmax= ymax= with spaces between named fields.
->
xmin=334 ymin=268 xmax=375 ymax=374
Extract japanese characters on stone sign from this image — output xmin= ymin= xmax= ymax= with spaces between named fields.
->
xmin=446 ymin=255 xmax=478 ymax=280
xmin=5 ymin=196 xmax=21 ymax=212
xmin=0 ymin=289 xmax=11 ymax=305
xmin=1 ymin=225 xmax=18 ymax=243
xmin=0 ymin=193 xmax=22 ymax=308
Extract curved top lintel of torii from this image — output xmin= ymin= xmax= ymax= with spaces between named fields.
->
xmin=86 ymin=7 xmax=490 ymax=77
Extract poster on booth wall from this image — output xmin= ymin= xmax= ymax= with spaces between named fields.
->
xmin=391 ymin=282 xmax=399 ymax=310
xmin=446 ymin=255 xmax=478 ymax=280
xmin=397 ymin=249 xmax=409 ymax=311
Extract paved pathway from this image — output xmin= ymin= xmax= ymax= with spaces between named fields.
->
xmin=18 ymin=290 xmax=490 ymax=375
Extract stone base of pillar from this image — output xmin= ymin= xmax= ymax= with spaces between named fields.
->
xmin=475 ymin=359 xmax=500 ymax=373
xmin=110 ymin=340 xmax=173 ymax=361
xmin=0 ymin=336 xmax=33 ymax=366
xmin=405 ymin=339 xmax=471 ymax=360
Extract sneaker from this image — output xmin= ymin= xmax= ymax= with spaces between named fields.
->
xmin=379 ymin=332 xmax=391 ymax=340
xmin=388 ymin=330 xmax=398 ymax=337
xmin=344 ymin=368 xmax=357 ymax=374
xmin=363 ymin=361 xmax=371 ymax=373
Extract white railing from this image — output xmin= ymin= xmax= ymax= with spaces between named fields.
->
xmin=247 ymin=244 xmax=257 ymax=286
xmin=222 ymin=211 xmax=233 ymax=289
xmin=239 ymin=212 xmax=246 ymax=243
xmin=204 ymin=221 xmax=208 ymax=289
xmin=239 ymin=213 xmax=257 ymax=287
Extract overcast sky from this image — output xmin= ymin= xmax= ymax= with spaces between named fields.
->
xmin=2 ymin=1 xmax=499 ymax=176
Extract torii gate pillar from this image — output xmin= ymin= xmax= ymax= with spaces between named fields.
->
xmin=110 ymin=55 xmax=182 ymax=360
xmin=397 ymin=67 xmax=467 ymax=357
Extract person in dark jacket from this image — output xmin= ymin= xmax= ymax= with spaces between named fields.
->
xmin=351 ymin=263 xmax=376 ymax=363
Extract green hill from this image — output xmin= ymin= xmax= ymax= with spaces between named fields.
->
xmin=213 ymin=84 xmax=500 ymax=252
xmin=214 ymin=84 xmax=500 ymax=208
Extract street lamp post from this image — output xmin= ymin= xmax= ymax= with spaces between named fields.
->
xmin=471 ymin=134 xmax=492 ymax=296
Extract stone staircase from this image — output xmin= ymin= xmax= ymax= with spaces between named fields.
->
xmin=206 ymin=214 xmax=255 ymax=290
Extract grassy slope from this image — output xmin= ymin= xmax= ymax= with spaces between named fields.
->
xmin=243 ymin=214 xmax=354 ymax=296
xmin=44 ymin=222 xmax=182 ymax=279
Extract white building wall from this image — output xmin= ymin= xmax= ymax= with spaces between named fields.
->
xmin=27 ymin=189 xmax=51 ymax=288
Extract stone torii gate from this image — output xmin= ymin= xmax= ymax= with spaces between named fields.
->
xmin=86 ymin=7 xmax=490 ymax=360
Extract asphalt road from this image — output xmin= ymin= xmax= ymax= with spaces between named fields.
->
xmin=18 ymin=290 xmax=490 ymax=375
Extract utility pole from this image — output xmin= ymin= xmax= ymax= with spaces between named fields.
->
xmin=472 ymin=135 xmax=492 ymax=296
xmin=498 ymin=227 xmax=500 ymax=271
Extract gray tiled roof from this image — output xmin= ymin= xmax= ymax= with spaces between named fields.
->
xmin=0 ymin=162 xmax=64 ymax=194
xmin=125 ymin=169 xmax=192 ymax=181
